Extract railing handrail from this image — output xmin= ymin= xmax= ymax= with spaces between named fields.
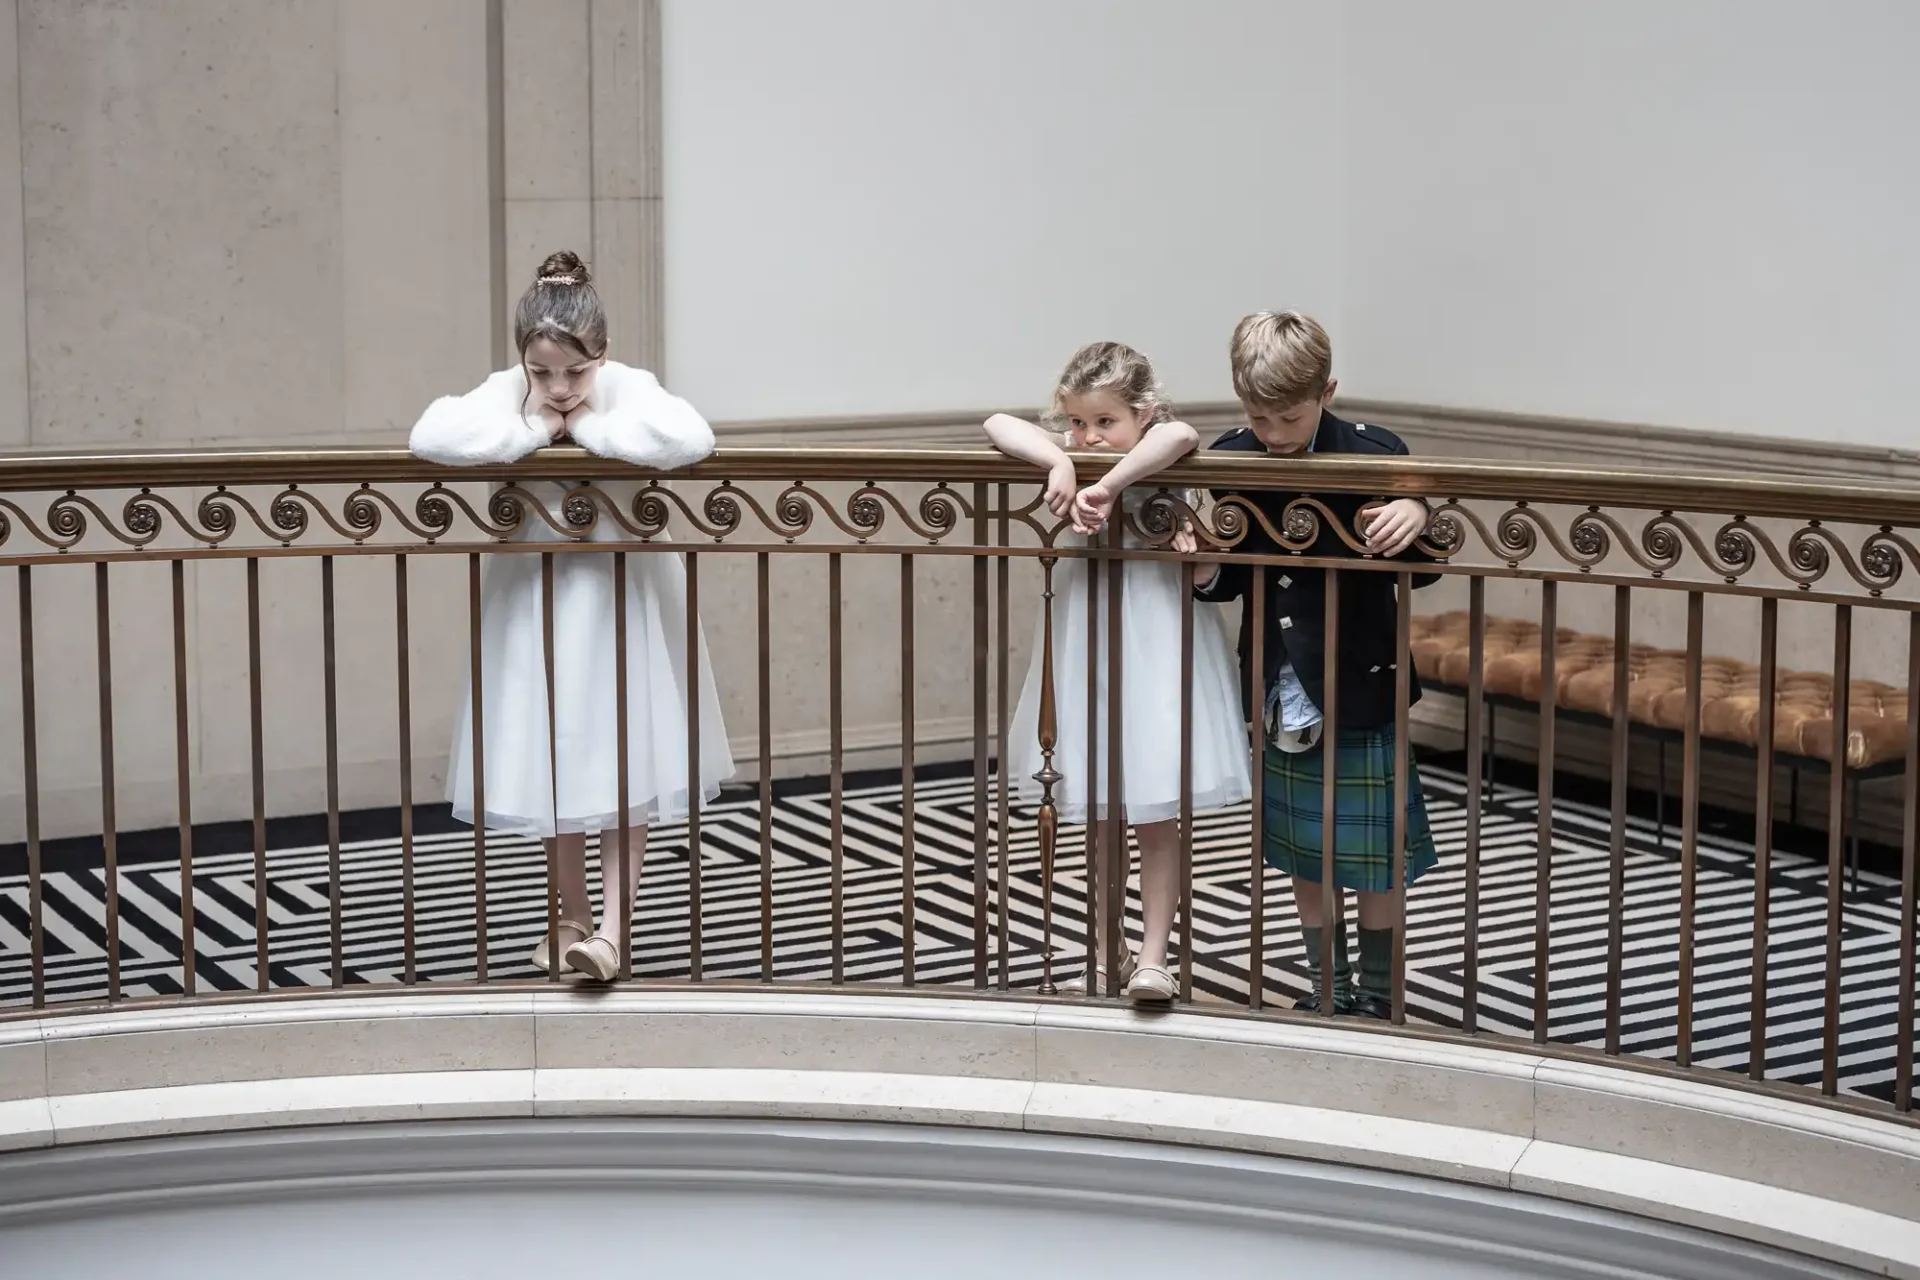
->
xmin=1 ymin=444 xmax=1918 ymax=525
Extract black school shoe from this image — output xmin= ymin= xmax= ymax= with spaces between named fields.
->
xmin=1293 ymin=989 xmax=1354 ymax=1015
xmin=1348 ymin=993 xmax=1393 ymax=1021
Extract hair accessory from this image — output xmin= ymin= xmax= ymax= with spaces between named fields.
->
xmin=537 ymin=274 xmax=579 ymax=286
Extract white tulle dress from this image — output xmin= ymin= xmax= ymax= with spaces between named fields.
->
xmin=1005 ymin=488 xmax=1251 ymax=825
xmin=409 ymin=361 xmax=735 ymax=837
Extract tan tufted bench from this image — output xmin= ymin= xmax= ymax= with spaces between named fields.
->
xmin=1409 ymin=611 xmax=1910 ymax=770
xmin=1408 ymin=611 xmax=1910 ymax=859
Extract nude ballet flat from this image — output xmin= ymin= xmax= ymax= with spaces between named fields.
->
xmin=1062 ymin=951 xmax=1137 ymax=996
xmin=565 ymin=933 xmax=622 ymax=983
xmin=1125 ymin=964 xmax=1175 ymax=1005
xmin=530 ymin=919 xmax=592 ymax=973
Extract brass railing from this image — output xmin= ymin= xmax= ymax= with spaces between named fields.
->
xmin=0 ymin=446 xmax=1914 ymax=1124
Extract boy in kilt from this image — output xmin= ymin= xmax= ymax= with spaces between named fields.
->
xmin=1188 ymin=312 xmax=1439 ymax=1018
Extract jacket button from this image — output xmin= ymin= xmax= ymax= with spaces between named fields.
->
xmin=1280 ymin=616 xmax=1293 ymax=629
xmin=1370 ymin=665 xmax=1381 ymax=673
xmin=1279 ymin=575 xmax=1293 ymax=589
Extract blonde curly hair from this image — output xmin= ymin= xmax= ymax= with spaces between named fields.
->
xmin=1041 ymin=341 xmax=1174 ymax=426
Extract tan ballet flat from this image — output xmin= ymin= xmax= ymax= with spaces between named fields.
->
xmin=565 ymin=933 xmax=621 ymax=983
xmin=1125 ymin=964 xmax=1176 ymax=1005
xmin=530 ymin=919 xmax=593 ymax=973
xmin=1062 ymin=951 xmax=1137 ymax=996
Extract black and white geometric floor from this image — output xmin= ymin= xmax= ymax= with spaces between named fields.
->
xmin=0 ymin=762 xmax=1912 ymax=1104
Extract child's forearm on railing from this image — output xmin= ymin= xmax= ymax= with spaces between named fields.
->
xmin=1093 ymin=419 xmax=1199 ymax=492
xmin=981 ymin=413 xmax=1067 ymax=470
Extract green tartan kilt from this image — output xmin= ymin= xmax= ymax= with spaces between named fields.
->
xmin=1261 ymin=725 xmax=1438 ymax=894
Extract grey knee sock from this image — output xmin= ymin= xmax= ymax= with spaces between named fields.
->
xmin=1357 ymin=927 xmax=1396 ymax=1005
xmin=1300 ymin=924 xmax=1351 ymax=1000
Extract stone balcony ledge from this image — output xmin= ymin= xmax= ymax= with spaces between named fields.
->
xmin=1 ymin=990 xmax=1916 ymax=1278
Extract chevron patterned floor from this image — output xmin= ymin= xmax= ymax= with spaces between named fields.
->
xmin=0 ymin=761 xmax=1912 ymax=1103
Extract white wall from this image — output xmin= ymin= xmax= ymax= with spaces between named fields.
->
xmin=661 ymin=0 xmax=1345 ymax=421
xmin=1344 ymin=0 xmax=1920 ymax=443
xmin=664 ymin=0 xmax=1920 ymax=445
xmin=9 ymin=0 xmax=493 ymax=449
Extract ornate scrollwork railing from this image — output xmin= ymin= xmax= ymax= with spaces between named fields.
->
xmin=0 ymin=446 xmax=1917 ymax=602
xmin=2 ymin=440 xmax=1917 ymax=1119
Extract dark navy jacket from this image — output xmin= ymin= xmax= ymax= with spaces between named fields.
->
xmin=1194 ymin=410 xmax=1438 ymax=731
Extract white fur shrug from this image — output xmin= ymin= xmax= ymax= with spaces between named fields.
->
xmin=408 ymin=361 xmax=714 ymax=470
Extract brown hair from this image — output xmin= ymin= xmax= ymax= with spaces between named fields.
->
xmin=1041 ymin=341 xmax=1173 ymax=426
xmin=1229 ymin=311 xmax=1332 ymax=408
xmin=514 ymin=250 xmax=608 ymax=363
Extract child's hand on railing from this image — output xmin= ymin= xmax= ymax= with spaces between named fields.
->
xmin=1359 ymin=498 xmax=1427 ymax=557
xmin=1044 ymin=458 xmax=1078 ymax=519
xmin=1176 ymin=523 xmax=1221 ymax=587
xmin=1071 ymin=481 xmax=1115 ymax=535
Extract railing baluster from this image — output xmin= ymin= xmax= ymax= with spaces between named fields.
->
xmin=901 ymin=552 xmax=917 ymax=987
xmin=1751 ymin=598 xmax=1778 ymax=1080
xmin=1463 ymin=577 xmax=1485 ymax=1034
xmin=172 ymin=560 xmax=197 ymax=997
xmin=1677 ymin=591 xmax=1704 ymax=1068
xmin=542 ymin=551 xmax=560 ymax=983
xmin=758 ymin=550 xmax=774 ymax=983
xmin=1318 ymin=568 xmax=1339 ymax=1017
xmin=17 ymin=566 xmax=43 ymax=1008
xmin=1534 ymin=579 xmax=1556 ymax=1044
xmin=1084 ymin=544 xmax=1100 ymax=992
xmin=1823 ymin=604 xmax=1852 ymax=1097
xmin=249 ymin=559 xmax=269 ymax=992
xmin=615 ymin=551 xmax=633 ymax=982
xmin=1179 ymin=563 xmax=1195 ymax=1004
xmin=973 ymin=482 xmax=990 ymax=988
xmin=686 ymin=551 xmax=703 ymax=982
xmin=1035 ymin=553 xmax=1060 ymax=995
xmin=95 ymin=563 xmax=120 ymax=1002
xmin=468 ymin=553 xmax=489 ymax=982
xmin=1605 ymin=585 xmax=1630 ymax=1056
xmin=395 ymin=555 xmax=416 ymax=986
xmin=1249 ymin=565 xmax=1267 ymax=1012
xmin=829 ymin=551 xmax=845 ymax=985
xmin=1898 ymin=610 xmax=1918 ymax=1113
xmin=322 ymin=556 xmax=342 ymax=989
xmin=1390 ymin=571 xmax=1412 ymax=1025
xmin=996 ymin=486 xmax=1011 ymax=990
xmin=1107 ymin=524 xmax=1128 ymax=998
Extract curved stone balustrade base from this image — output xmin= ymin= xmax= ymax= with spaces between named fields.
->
xmin=0 ymin=1119 xmax=1890 ymax=1280
xmin=0 ymin=991 xmax=1915 ymax=1278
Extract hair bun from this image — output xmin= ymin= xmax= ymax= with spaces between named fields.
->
xmin=535 ymin=250 xmax=591 ymax=287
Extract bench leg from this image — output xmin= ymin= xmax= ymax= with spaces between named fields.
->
xmin=1656 ymin=738 xmax=1667 ymax=850
xmin=1847 ymin=773 xmax=1860 ymax=898
xmin=1484 ymin=699 xmax=1497 ymax=815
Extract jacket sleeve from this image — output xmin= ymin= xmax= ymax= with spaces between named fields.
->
xmin=1194 ymin=559 xmax=1251 ymax=604
xmin=408 ymin=369 xmax=549 ymax=466
xmin=568 ymin=364 xmax=716 ymax=470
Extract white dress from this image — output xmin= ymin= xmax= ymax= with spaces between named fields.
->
xmin=410 ymin=361 xmax=735 ymax=837
xmin=1006 ymin=487 xmax=1251 ymax=825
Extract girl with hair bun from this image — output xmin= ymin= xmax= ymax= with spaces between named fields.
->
xmin=410 ymin=250 xmax=734 ymax=982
